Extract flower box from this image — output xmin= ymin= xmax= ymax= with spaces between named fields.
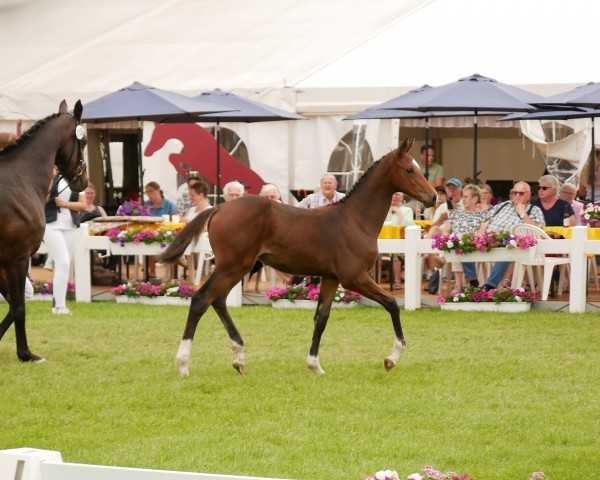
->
xmin=440 ymin=302 xmax=531 ymax=312
xmin=442 ymin=247 xmax=536 ymax=263
xmin=271 ymin=299 xmax=358 ymax=309
xmin=29 ymin=294 xmax=53 ymax=302
xmin=115 ymin=296 xmax=190 ymax=306
xmin=109 ymin=243 xmax=168 ymax=256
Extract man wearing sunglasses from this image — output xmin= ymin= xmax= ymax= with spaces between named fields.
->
xmin=476 ymin=181 xmax=545 ymax=290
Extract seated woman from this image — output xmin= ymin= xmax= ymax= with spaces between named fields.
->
xmin=383 ymin=192 xmax=415 ymax=290
xmin=448 ymin=184 xmax=488 ymax=292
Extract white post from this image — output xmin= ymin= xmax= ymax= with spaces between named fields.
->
xmin=227 ymin=282 xmax=242 ymax=307
xmin=404 ymin=226 xmax=421 ymax=310
xmin=0 ymin=448 xmax=62 ymax=480
xmin=74 ymin=223 xmax=92 ymax=303
xmin=569 ymin=226 xmax=588 ymax=313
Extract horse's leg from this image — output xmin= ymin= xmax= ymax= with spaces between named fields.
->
xmin=343 ymin=272 xmax=405 ymax=371
xmin=307 ymin=277 xmax=338 ymax=374
xmin=7 ymin=265 xmax=44 ymax=363
xmin=176 ymin=268 xmax=248 ymax=376
xmin=212 ymin=295 xmax=246 ymax=374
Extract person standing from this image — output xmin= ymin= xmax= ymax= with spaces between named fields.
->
xmin=418 ymin=145 xmax=445 ymax=188
xmin=43 ymin=166 xmax=86 ymax=314
xmin=297 ymin=174 xmax=345 ymax=208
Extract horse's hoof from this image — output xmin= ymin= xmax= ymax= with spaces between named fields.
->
xmin=384 ymin=357 xmax=396 ymax=371
xmin=19 ymin=353 xmax=45 ymax=363
xmin=233 ymin=361 xmax=245 ymax=374
xmin=176 ymin=358 xmax=190 ymax=377
xmin=307 ymin=355 xmax=326 ymax=374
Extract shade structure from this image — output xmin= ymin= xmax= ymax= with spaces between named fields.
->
xmin=183 ymin=88 xmax=307 ymax=201
xmin=379 ymin=74 xmax=547 ymax=181
xmin=542 ymin=82 xmax=600 ymax=109
xmin=82 ymin=82 xmax=234 ymax=123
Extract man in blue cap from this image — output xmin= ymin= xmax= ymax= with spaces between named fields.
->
xmin=445 ymin=177 xmax=463 ymax=211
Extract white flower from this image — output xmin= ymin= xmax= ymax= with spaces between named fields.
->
xmin=446 ymin=240 xmax=454 ymax=248
xmin=165 ymin=286 xmax=179 ymax=296
xmin=408 ymin=474 xmax=424 ymax=480
xmin=584 ymin=213 xmax=590 ymax=219
xmin=515 ymin=296 xmax=522 ymax=302
xmin=453 ymin=296 xmax=460 ymax=302
xmin=374 ymin=471 xmax=399 ymax=480
xmin=509 ymin=239 xmax=517 ymax=247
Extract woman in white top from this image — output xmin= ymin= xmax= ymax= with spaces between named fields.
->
xmin=185 ymin=180 xmax=212 ymax=223
xmin=43 ymin=166 xmax=86 ymax=315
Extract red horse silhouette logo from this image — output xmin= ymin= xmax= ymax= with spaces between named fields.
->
xmin=144 ymin=123 xmax=265 ymax=193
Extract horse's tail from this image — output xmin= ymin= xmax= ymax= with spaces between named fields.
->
xmin=160 ymin=208 xmax=216 ymax=264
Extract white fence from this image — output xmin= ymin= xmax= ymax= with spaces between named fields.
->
xmin=70 ymin=225 xmax=600 ymax=313
xmin=0 ymin=448 xmax=291 ymax=480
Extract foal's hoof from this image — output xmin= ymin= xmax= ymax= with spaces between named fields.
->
xmin=384 ymin=357 xmax=396 ymax=371
xmin=19 ymin=353 xmax=46 ymax=363
xmin=307 ymin=355 xmax=326 ymax=374
xmin=233 ymin=361 xmax=245 ymax=374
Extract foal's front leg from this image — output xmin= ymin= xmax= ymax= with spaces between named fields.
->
xmin=306 ymin=277 xmax=338 ymax=374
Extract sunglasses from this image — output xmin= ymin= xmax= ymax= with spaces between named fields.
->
xmin=512 ymin=191 xmax=527 ymax=196
xmin=538 ymin=186 xmax=553 ymax=191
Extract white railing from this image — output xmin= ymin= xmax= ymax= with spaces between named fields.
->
xmin=0 ymin=448 xmax=291 ymax=480
xmin=70 ymin=225 xmax=600 ymax=313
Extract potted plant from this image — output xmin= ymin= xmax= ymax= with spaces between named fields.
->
xmin=106 ymin=225 xmax=181 ymax=254
xmin=582 ymin=203 xmax=600 ymax=227
xmin=432 ymin=231 xmax=537 ymax=262
xmin=111 ymin=280 xmax=196 ymax=305
xmin=115 ymin=199 xmax=154 ymax=217
xmin=30 ymin=280 xmax=75 ymax=301
xmin=265 ymin=283 xmax=361 ymax=308
xmin=437 ymin=286 xmax=536 ymax=312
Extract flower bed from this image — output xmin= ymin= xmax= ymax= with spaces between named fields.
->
xmin=30 ymin=280 xmax=75 ymax=301
xmin=265 ymin=283 xmax=361 ymax=305
xmin=432 ymin=231 xmax=537 ymax=255
xmin=106 ymin=225 xmax=180 ymax=247
xmin=366 ymin=465 xmax=544 ymax=480
xmin=437 ymin=286 xmax=536 ymax=312
xmin=111 ymin=280 xmax=196 ymax=303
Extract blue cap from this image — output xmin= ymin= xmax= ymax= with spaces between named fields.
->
xmin=445 ymin=178 xmax=463 ymax=188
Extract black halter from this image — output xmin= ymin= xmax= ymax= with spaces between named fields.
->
xmin=55 ymin=113 xmax=87 ymax=193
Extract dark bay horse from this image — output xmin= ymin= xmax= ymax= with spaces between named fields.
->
xmin=0 ymin=100 xmax=88 ymax=362
xmin=161 ymin=138 xmax=436 ymax=376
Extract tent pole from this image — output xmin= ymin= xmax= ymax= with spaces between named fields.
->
xmin=592 ymin=118 xmax=596 ymax=203
xmin=215 ymin=122 xmax=221 ymax=204
xmin=137 ymin=125 xmax=144 ymax=201
xmin=424 ymin=118 xmax=429 ymax=181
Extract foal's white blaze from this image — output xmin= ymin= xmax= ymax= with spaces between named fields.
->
xmin=176 ymin=339 xmax=192 ymax=376
xmin=412 ymin=158 xmax=420 ymax=170
xmin=307 ymin=354 xmax=325 ymax=374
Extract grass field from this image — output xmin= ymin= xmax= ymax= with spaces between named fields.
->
xmin=0 ymin=302 xmax=598 ymax=480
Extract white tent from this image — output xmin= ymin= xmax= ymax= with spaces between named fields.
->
xmin=0 ymin=0 xmax=597 ymax=203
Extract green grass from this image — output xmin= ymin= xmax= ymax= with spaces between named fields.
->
xmin=0 ymin=303 xmax=598 ymax=480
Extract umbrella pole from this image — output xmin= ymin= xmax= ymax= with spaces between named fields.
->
xmin=473 ymin=114 xmax=478 ymax=183
xmin=215 ymin=122 xmax=221 ymax=204
xmin=424 ymin=118 xmax=429 ymax=181
xmin=138 ymin=125 xmax=144 ymax=201
xmin=592 ymin=118 xmax=596 ymax=204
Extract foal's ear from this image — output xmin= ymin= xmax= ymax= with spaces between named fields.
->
xmin=399 ymin=137 xmax=415 ymax=155
xmin=59 ymin=100 xmax=68 ymax=114
xmin=73 ymin=100 xmax=83 ymax=122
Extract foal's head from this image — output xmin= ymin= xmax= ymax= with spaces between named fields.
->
xmin=388 ymin=138 xmax=436 ymax=207
xmin=57 ymin=100 xmax=89 ymax=192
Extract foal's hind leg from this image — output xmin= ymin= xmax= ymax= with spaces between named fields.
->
xmin=307 ymin=277 xmax=338 ymax=374
xmin=213 ymin=295 xmax=246 ymax=374
xmin=343 ymin=273 xmax=405 ymax=371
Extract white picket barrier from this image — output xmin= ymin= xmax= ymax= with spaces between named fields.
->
xmin=0 ymin=448 xmax=292 ymax=480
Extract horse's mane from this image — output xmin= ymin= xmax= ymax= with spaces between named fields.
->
xmin=0 ymin=112 xmax=61 ymax=157
xmin=337 ymin=149 xmax=395 ymax=204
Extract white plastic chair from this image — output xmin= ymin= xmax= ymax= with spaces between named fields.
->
xmin=189 ymin=233 xmax=214 ymax=286
xmin=511 ymin=223 xmax=570 ymax=301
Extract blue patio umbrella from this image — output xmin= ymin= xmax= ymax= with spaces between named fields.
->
xmin=378 ymin=74 xmax=548 ymax=181
xmin=181 ymin=88 xmax=307 ymax=202
xmin=82 ymin=82 xmax=235 ymax=200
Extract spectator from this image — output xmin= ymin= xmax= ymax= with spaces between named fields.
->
xmin=478 ymin=181 xmax=545 ymax=290
xmin=479 ymin=183 xmax=496 ymax=210
xmin=176 ymin=174 xmax=201 ymax=218
xmin=185 ymin=180 xmax=212 ymax=223
xmin=144 ymin=181 xmax=178 ymax=218
xmin=297 ymin=174 xmax=345 ymax=208
xmin=223 ymin=180 xmax=245 ymax=202
xmin=386 ymin=192 xmax=415 ymax=227
xmin=559 ymin=183 xmax=584 ymax=226
xmin=79 ymin=182 xmax=107 ymax=222
xmin=577 ymin=147 xmax=600 ymax=202
xmin=445 ymin=178 xmax=463 ymax=211
xmin=532 ymin=175 xmax=575 ymax=230
xmin=259 ymin=183 xmax=283 ymax=202
xmin=418 ymin=145 xmax=445 ymax=187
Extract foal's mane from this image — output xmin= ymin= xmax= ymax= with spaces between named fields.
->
xmin=338 ymin=149 xmax=394 ymax=204
xmin=0 ymin=112 xmax=61 ymax=157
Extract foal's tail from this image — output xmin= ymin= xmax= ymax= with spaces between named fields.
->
xmin=160 ymin=208 xmax=216 ymax=264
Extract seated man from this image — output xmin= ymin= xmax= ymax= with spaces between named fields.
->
xmin=478 ymin=181 xmax=545 ymax=290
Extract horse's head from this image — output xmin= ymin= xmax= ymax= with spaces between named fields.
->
xmin=388 ymin=138 xmax=436 ymax=207
xmin=56 ymin=100 xmax=88 ymax=192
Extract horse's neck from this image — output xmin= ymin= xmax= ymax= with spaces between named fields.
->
xmin=342 ymin=165 xmax=393 ymax=234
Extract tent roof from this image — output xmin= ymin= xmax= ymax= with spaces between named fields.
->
xmin=0 ymin=0 xmax=431 ymax=119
